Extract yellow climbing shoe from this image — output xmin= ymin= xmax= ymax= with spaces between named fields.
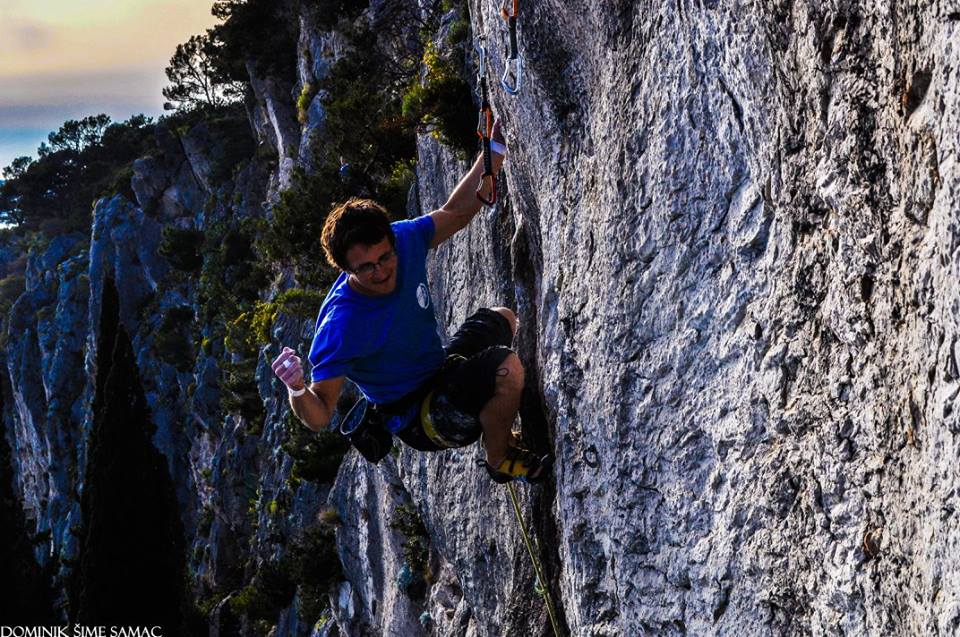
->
xmin=480 ymin=436 xmax=553 ymax=484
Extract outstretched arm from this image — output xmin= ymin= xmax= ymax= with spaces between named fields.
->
xmin=429 ymin=121 xmax=506 ymax=248
xmin=272 ymin=346 xmax=344 ymax=432
xmin=291 ymin=377 xmax=344 ymax=432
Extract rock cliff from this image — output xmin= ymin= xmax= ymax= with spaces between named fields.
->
xmin=2 ymin=1 xmax=960 ymax=636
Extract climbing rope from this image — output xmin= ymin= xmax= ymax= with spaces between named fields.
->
xmin=499 ymin=0 xmax=522 ymax=94
xmin=475 ymin=37 xmax=497 ymax=205
xmin=506 ymin=483 xmax=562 ymax=636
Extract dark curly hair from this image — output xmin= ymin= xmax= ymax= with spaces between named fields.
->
xmin=321 ymin=198 xmax=395 ymax=271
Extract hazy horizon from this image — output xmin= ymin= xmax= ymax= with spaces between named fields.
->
xmin=0 ymin=0 xmax=219 ymax=170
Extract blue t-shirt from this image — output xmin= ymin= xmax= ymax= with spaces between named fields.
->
xmin=308 ymin=215 xmax=445 ymax=404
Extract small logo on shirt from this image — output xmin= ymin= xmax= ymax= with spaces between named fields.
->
xmin=416 ymin=283 xmax=430 ymax=309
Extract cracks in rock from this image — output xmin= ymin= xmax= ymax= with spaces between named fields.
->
xmin=712 ymin=577 xmax=732 ymax=622
xmin=502 ymin=180 xmax=571 ymax=637
xmin=902 ymin=68 xmax=932 ymax=117
xmin=818 ymin=14 xmax=847 ymax=66
xmin=717 ymin=76 xmax=744 ymax=132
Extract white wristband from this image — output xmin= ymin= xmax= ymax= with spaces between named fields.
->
xmin=490 ymin=139 xmax=507 ymax=156
xmin=288 ymin=385 xmax=307 ymax=397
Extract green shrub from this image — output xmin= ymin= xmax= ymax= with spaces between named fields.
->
xmin=205 ymin=110 xmax=256 ymax=183
xmin=281 ymin=412 xmax=350 ymax=484
xmin=447 ymin=18 xmax=470 ymax=45
xmin=209 ymin=0 xmax=299 ymax=82
xmin=402 ymin=42 xmax=476 ymax=158
xmin=154 ymin=306 xmax=195 ymax=371
xmin=391 ymin=504 xmax=429 ymax=575
xmin=220 ymin=356 xmax=264 ymax=425
xmin=226 ymin=287 xmax=325 ymax=356
xmin=100 ymin=164 xmax=137 ymax=201
xmin=229 ymin=559 xmax=296 ymax=623
xmin=390 ymin=504 xmax=430 ymax=600
xmin=0 ymin=273 xmax=25 ymax=314
xmin=225 ymin=301 xmax=277 ymax=355
xmin=287 ymin=523 xmax=343 ymax=622
xmin=257 ymin=167 xmax=345 ymax=285
xmin=297 ymin=83 xmax=319 ymax=125
xmin=383 ymin=159 xmax=417 ymax=212
xmin=197 ymin=505 xmax=214 ymax=536
xmin=159 ymin=227 xmax=205 ymax=272
xmin=197 ymin=219 xmax=267 ymax=328
xmin=0 ymin=114 xmax=155 ymax=235
xmin=307 ymin=0 xmax=370 ymax=30
xmin=276 ymin=287 xmax=324 ymax=318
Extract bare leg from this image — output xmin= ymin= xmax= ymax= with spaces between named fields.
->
xmin=490 ymin=306 xmax=518 ymax=337
xmin=478 ymin=306 xmax=520 ymax=466
xmin=478 ymin=352 xmax=524 ymax=466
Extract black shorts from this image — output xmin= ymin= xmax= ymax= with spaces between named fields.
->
xmin=396 ymin=308 xmax=514 ymax=450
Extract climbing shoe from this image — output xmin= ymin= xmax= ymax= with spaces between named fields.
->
xmin=480 ymin=436 xmax=553 ymax=484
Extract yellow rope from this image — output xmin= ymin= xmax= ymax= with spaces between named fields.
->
xmin=506 ymin=483 xmax=563 ymax=636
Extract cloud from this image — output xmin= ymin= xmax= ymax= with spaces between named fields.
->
xmin=0 ymin=20 xmax=53 ymax=53
xmin=11 ymin=22 xmax=52 ymax=51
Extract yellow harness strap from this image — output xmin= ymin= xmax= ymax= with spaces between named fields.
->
xmin=419 ymin=391 xmax=457 ymax=449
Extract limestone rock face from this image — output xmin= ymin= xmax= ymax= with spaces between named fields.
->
xmin=390 ymin=2 xmax=960 ymax=635
xmin=3 ymin=1 xmax=960 ymax=635
xmin=247 ymin=66 xmax=301 ymax=192
xmin=3 ymin=234 xmax=88 ymax=573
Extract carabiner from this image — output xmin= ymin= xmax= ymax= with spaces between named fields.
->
xmin=475 ymin=38 xmax=496 ymax=206
xmin=500 ymin=0 xmax=522 ymax=94
xmin=476 ymin=107 xmax=496 ymax=206
xmin=475 ymin=38 xmax=488 ymax=82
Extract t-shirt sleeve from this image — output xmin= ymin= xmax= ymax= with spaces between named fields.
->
xmin=392 ymin=216 xmax=435 ymax=262
xmin=308 ymin=313 xmax=352 ymax=382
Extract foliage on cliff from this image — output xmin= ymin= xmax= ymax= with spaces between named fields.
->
xmin=0 ymin=115 xmax=155 ymax=233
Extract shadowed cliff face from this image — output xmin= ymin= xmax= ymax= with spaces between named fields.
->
xmin=70 ymin=278 xmax=200 ymax=634
xmin=0 ymin=367 xmax=57 ymax=624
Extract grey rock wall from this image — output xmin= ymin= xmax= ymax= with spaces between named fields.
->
xmin=398 ymin=1 xmax=960 ymax=635
xmin=3 ymin=0 xmax=959 ymax=635
xmin=4 ymin=234 xmax=87 ymax=572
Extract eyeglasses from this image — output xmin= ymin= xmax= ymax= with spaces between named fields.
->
xmin=351 ymin=249 xmax=396 ymax=276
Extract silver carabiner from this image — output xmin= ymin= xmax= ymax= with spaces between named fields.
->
xmin=501 ymin=57 xmax=522 ymax=95
xmin=499 ymin=0 xmax=522 ymax=94
xmin=475 ymin=38 xmax=488 ymax=85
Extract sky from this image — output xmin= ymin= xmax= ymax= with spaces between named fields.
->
xmin=0 ymin=0 xmax=220 ymax=170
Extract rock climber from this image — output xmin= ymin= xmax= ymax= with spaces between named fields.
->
xmin=271 ymin=120 xmax=550 ymax=483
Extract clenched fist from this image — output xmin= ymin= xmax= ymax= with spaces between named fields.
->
xmin=271 ymin=346 xmax=305 ymax=392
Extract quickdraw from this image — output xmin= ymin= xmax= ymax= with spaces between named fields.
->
xmin=499 ymin=0 xmax=522 ymax=94
xmin=475 ymin=38 xmax=496 ymax=206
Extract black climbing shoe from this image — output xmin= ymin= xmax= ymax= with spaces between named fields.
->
xmin=480 ymin=436 xmax=553 ymax=484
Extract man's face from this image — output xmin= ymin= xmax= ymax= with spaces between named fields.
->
xmin=345 ymin=238 xmax=397 ymax=296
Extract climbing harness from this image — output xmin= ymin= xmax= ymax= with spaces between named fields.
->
xmin=418 ymin=391 xmax=458 ymax=449
xmin=506 ymin=483 xmax=562 ymax=636
xmin=499 ymin=0 xmax=522 ymax=94
xmin=475 ymin=37 xmax=497 ymax=206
